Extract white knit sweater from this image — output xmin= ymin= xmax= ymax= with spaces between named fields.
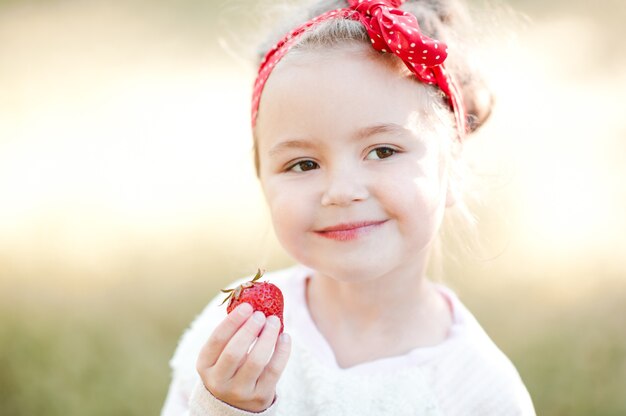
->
xmin=161 ymin=264 xmax=536 ymax=416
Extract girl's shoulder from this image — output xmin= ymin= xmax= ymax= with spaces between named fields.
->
xmin=433 ymin=283 xmax=535 ymax=413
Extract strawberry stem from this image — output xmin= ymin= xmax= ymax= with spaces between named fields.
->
xmin=219 ymin=268 xmax=266 ymax=307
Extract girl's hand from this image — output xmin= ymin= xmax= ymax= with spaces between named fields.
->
xmin=196 ymin=302 xmax=292 ymax=413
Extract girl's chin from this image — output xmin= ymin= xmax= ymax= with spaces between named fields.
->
xmin=307 ymin=262 xmax=393 ymax=283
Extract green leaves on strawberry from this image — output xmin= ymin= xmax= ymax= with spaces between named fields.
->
xmin=220 ymin=269 xmax=284 ymax=333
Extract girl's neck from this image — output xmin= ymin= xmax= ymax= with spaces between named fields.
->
xmin=305 ymin=259 xmax=451 ymax=338
xmin=304 ymin=261 xmax=453 ymax=369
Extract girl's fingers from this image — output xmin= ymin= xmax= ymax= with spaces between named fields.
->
xmin=197 ymin=303 xmax=253 ymax=370
xmin=256 ymin=331 xmax=291 ymax=391
xmin=214 ymin=311 xmax=267 ymax=379
xmin=235 ymin=315 xmax=282 ymax=382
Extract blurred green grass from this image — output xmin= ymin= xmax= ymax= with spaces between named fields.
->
xmin=1 ymin=258 xmax=625 ymax=415
xmin=458 ymin=275 xmax=626 ymax=415
xmin=0 ymin=266 xmax=219 ymax=415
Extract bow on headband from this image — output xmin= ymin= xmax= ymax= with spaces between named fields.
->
xmin=251 ymin=0 xmax=467 ymax=137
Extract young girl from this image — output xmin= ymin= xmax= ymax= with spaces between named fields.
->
xmin=162 ymin=0 xmax=535 ymax=414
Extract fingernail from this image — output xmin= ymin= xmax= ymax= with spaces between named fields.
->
xmin=237 ymin=303 xmax=253 ymax=316
xmin=267 ymin=315 xmax=280 ymax=328
xmin=253 ymin=311 xmax=266 ymax=323
xmin=279 ymin=333 xmax=290 ymax=344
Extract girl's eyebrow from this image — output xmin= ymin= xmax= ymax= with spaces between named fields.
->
xmin=268 ymin=139 xmax=315 ymax=158
xmin=268 ymin=123 xmax=406 ymax=157
xmin=354 ymin=123 xmax=407 ymax=140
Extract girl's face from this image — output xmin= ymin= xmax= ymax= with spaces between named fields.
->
xmin=255 ymin=46 xmax=455 ymax=282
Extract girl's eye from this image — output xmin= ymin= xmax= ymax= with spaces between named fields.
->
xmin=366 ymin=147 xmax=397 ymax=160
xmin=287 ymin=160 xmax=319 ymax=172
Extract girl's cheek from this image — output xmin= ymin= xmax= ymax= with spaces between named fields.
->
xmin=265 ymin=182 xmax=303 ymax=220
xmin=260 ymin=177 xmax=285 ymax=208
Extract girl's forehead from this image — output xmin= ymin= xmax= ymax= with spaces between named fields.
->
xmin=255 ymin=47 xmax=435 ymax=146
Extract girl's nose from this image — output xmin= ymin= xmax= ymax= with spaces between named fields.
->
xmin=320 ymin=168 xmax=369 ymax=207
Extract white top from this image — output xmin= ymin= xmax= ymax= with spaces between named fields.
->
xmin=161 ymin=264 xmax=536 ymax=416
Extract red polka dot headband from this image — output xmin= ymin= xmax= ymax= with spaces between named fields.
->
xmin=251 ymin=0 xmax=467 ymax=138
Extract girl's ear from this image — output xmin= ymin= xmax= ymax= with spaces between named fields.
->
xmin=444 ymin=142 xmax=464 ymax=208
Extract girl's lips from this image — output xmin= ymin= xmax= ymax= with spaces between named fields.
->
xmin=314 ymin=220 xmax=388 ymax=241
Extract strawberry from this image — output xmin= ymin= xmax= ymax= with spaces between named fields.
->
xmin=220 ymin=269 xmax=284 ymax=334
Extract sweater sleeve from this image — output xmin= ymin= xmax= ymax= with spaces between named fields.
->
xmin=160 ymin=374 xmax=279 ymax=416
xmin=188 ymin=379 xmax=279 ymax=416
xmin=161 ymin=372 xmax=192 ymax=416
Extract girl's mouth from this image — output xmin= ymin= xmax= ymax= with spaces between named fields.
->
xmin=314 ymin=220 xmax=388 ymax=241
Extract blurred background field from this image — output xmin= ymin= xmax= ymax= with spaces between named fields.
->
xmin=1 ymin=0 xmax=625 ymax=414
